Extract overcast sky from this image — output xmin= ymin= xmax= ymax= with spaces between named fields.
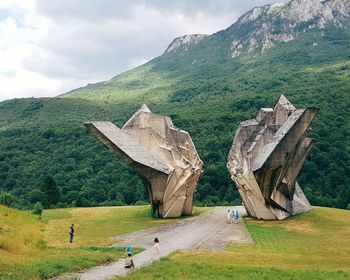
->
xmin=0 ymin=0 xmax=289 ymax=102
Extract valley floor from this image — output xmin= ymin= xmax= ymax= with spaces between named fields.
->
xmin=1 ymin=206 xmax=350 ymax=280
xmin=0 ymin=206 xmax=206 ymax=280
xmin=78 ymin=207 xmax=251 ymax=280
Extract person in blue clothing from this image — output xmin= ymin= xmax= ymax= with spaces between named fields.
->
xmin=126 ymin=244 xmax=132 ymax=256
xmin=235 ymin=210 xmax=240 ymax=222
xmin=231 ymin=209 xmax=235 ymax=223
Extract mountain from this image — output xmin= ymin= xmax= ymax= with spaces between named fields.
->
xmin=1 ymin=0 xmax=350 ymax=210
xmin=165 ymin=34 xmax=208 ymax=53
xmin=62 ymin=0 xmax=350 ymax=103
xmin=228 ymin=0 xmax=350 ymax=57
xmin=164 ymin=0 xmax=350 ymax=58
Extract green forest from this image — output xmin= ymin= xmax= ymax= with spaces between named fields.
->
xmin=0 ymin=21 xmax=349 ymax=211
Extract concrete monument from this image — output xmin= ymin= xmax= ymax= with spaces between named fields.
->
xmin=227 ymin=95 xmax=318 ymax=220
xmin=84 ymin=105 xmax=203 ymax=218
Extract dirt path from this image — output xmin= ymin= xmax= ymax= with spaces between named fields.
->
xmin=73 ymin=206 xmax=253 ymax=280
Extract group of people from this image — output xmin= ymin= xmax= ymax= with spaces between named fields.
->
xmin=67 ymin=224 xmax=160 ymax=270
xmin=124 ymin=237 xmax=160 ymax=269
xmin=68 ymin=210 xmax=240 ymax=271
xmin=227 ymin=209 xmax=240 ymax=224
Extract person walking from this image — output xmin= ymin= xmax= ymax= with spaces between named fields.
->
xmin=227 ymin=210 xmax=231 ymax=224
xmin=126 ymin=244 xmax=132 ymax=256
xmin=154 ymin=237 xmax=160 ymax=256
xmin=231 ymin=209 xmax=235 ymax=224
xmin=69 ymin=224 xmax=74 ymax=243
xmin=235 ymin=210 xmax=240 ymax=222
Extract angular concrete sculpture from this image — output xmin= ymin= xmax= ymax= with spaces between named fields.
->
xmin=227 ymin=95 xmax=318 ymax=220
xmin=84 ymin=105 xmax=203 ymax=218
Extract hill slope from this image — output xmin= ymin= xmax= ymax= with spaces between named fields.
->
xmin=0 ymin=0 xmax=350 ymax=209
xmin=1 ymin=205 xmax=184 ymax=279
xmin=0 ymin=205 xmax=123 ymax=279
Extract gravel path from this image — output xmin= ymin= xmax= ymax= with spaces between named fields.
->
xmin=59 ymin=206 xmax=253 ymax=280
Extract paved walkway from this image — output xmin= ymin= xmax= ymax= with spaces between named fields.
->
xmin=74 ymin=206 xmax=253 ymax=280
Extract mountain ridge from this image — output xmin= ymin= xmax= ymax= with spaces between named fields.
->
xmin=162 ymin=0 xmax=350 ymax=59
xmin=61 ymin=0 xmax=350 ymax=98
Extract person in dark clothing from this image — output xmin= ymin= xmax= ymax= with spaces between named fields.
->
xmin=124 ymin=255 xmax=135 ymax=268
xmin=154 ymin=237 xmax=160 ymax=255
xmin=69 ymin=224 xmax=74 ymax=243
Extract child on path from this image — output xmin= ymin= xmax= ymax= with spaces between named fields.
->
xmin=154 ymin=237 xmax=160 ymax=256
xmin=126 ymin=245 xmax=132 ymax=256
xmin=124 ymin=255 xmax=135 ymax=268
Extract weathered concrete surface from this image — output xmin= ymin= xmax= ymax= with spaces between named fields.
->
xmin=73 ymin=207 xmax=252 ymax=280
xmin=227 ymin=95 xmax=319 ymax=220
xmin=85 ymin=105 xmax=203 ymax=218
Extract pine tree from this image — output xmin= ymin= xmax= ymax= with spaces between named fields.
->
xmin=41 ymin=176 xmax=61 ymax=208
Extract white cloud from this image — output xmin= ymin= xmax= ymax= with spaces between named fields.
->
xmin=0 ymin=0 xmax=55 ymax=101
xmin=0 ymin=0 xmax=289 ymax=102
xmin=0 ymin=0 xmax=35 ymax=12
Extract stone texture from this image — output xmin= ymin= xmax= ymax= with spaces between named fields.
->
xmin=229 ymin=0 xmax=350 ymax=57
xmin=84 ymin=105 xmax=203 ymax=218
xmin=227 ymin=95 xmax=318 ymax=220
xmin=165 ymin=34 xmax=207 ymax=53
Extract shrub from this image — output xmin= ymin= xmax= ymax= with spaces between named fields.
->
xmin=32 ymin=202 xmax=43 ymax=217
xmin=0 ymin=191 xmax=20 ymax=208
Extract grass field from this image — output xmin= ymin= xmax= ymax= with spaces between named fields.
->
xmin=0 ymin=205 xmax=206 ymax=280
xmin=2 ymin=206 xmax=349 ymax=279
xmin=118 ymin=207 xmax=350 ymax=280
xmin=42 ymin=206 xmax=208 ymax=247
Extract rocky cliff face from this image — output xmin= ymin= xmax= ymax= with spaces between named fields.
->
xmin=165 ymin=0 xmax=350 ymax=57
xmin=229 ymin=0 xmax=350 ymax=57
xmin=165 ymin=34 xmax=207 ymax=53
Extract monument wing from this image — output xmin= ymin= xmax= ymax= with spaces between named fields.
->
xmin=84 ymin=121 xmax=171 ymax=174
xmin=227 ymin=95 xmax=318 ymax=220
xmin=85 ymin=105 xmax=203 ymax=218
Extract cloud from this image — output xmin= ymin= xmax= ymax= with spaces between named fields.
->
xmin=35 ymin=1 xmax=286 ymax=21
xmin=0 ymin=0 xmax=289 ymax=102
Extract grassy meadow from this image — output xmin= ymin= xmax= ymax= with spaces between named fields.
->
xmin=119 ymin=207 xmax=350 ymax=280
xmin=43 ymin=206 xmax=197 ymax=247
xmin=2 ymin=204 xmax=350 ymax=279
xmin=0 ymin=205 xmax=206 ymax=280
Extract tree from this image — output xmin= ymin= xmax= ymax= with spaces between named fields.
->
xmin=40 ymin=175 xmax=62 ymax=208
xmin=32 ymin=202 xmax=43 ymax=217
xmin=0 ymin=191 xmax=20 ymax=208
xmin=29 ymin=188 xmax=44 ymax=204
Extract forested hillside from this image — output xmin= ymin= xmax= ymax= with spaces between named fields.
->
xmin=1 ymin=3 xmax=350 ymax=210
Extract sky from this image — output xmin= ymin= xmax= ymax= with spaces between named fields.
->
xmin=0 ymin=0 xmax=289 ymax=102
